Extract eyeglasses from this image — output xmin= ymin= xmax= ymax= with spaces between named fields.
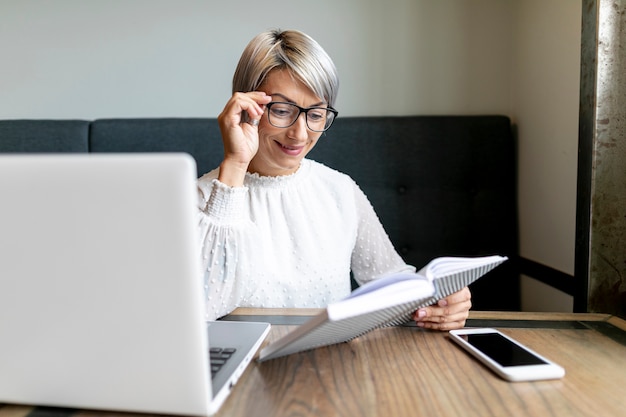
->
xmin=266 ymin=102 xmax=338 ymax=132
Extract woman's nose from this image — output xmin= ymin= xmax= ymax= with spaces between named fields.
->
xmin=287 ymin=113 xmax=309 ymax=141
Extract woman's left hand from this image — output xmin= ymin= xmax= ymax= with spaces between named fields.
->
xmin=412 ymin=287 xmax=472 ymax=331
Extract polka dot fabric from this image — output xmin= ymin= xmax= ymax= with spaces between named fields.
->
xmin=197 ymin=159 xmax=414 ymax=320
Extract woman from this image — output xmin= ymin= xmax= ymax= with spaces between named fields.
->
xmin=197 ymin=29 xmax=471 ymax=330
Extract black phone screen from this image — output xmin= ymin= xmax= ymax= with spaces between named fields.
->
xmin=462 ymin=333 xmax=548 ymax=367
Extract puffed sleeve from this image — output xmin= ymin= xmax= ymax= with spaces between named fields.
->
xmin=197 ymin=176 xmax=252 ymax=320
xmin=349 ymin=182 xmax=415 ymax=285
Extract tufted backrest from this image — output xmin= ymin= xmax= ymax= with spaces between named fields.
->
xmin=310 ymin=116 xmax=518 ymax=310
xmin=0 ymin=116 xmax=519 ymax=310
xmin=89 ymin=118 xmax=223 ymax=177
xmin=0 ymin=120 xmax=89 ymax=152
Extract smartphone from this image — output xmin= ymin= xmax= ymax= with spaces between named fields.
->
xmin=449 ymin=328 xmax=565 ymax=382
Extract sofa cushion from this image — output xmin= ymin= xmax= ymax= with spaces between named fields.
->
xmin=1 ymin=115 xmax=519 ymax=310
xmin=0 ymin=120 xmax=89 ymax=153
xmin=309 ymin=116 xmax=518 ymax=310
xmin=89 ymin=118 xmax=223 ymax=177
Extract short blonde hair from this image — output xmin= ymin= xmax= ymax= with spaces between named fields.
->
xmin=232 ymin=29 xmax=339 ymax=107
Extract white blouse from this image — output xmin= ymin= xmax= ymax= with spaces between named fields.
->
xmin=196 ymin=159 xmax=415 ymax=320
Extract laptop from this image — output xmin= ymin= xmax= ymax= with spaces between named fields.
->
xmin=0 ymin=153 xmax=270 ymax=416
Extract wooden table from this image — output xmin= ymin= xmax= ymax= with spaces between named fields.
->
xmin=2 ymin=310 xmax=626 ymax=417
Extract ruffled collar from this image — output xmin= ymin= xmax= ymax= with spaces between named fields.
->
xmin=244 ymin=159 xmax=311 ymax=188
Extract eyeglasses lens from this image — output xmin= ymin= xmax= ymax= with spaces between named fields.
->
xmin=268 ymin=103 xmax=335 ymax=132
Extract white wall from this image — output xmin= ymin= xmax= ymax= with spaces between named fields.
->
xmin=0 ymin=0 xmax=581 ymax=311
xmin=511 ymin=0 xmax=580 ymax=312
xmin=0 ymin=0 xmax=513 ymax=118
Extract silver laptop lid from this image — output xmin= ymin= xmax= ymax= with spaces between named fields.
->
xmin=0 ymin=153 xmax=213 ymax=415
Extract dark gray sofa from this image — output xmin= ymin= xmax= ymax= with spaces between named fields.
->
xmin=0 ymin=116 xmax=519 ymax=310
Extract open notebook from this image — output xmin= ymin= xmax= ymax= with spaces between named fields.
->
xmin=258 ymin=255 xmax=507 ymax=361
xmin=0 ymin=154 xmax=270 ymax=416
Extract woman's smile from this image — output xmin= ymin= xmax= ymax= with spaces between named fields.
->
xmin=275 ymin=140 xmax=306 ymax=156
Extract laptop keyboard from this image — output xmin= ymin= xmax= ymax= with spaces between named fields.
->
xmin=209 ymin=347 xmax=237 ymax=377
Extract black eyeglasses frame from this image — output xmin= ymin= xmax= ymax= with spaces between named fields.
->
xmin=265 ymin=101 xmax=338 ymax=132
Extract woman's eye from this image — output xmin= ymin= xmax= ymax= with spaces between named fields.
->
xmin=308 ymin=110 xmax=325 ymax=121
xmin=271 ymin=107 xmax=294 ymax=118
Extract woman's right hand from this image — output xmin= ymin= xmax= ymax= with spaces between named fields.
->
xmin=217 ymin=91 xmax=272 ymax=186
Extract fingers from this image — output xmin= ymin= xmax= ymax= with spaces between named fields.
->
xmin=241 ymin=92 xmax=271 ymax=125
xmin=413 ymin=287 xmax=472 ymax=331
xmin=216 ymin=92 xmax=272 ymax=185
xmin=218 ymin=92 xmax=272 ymax=129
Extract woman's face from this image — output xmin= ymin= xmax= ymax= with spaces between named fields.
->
xmin=249 ymin=69 xmax=326 ymax=177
